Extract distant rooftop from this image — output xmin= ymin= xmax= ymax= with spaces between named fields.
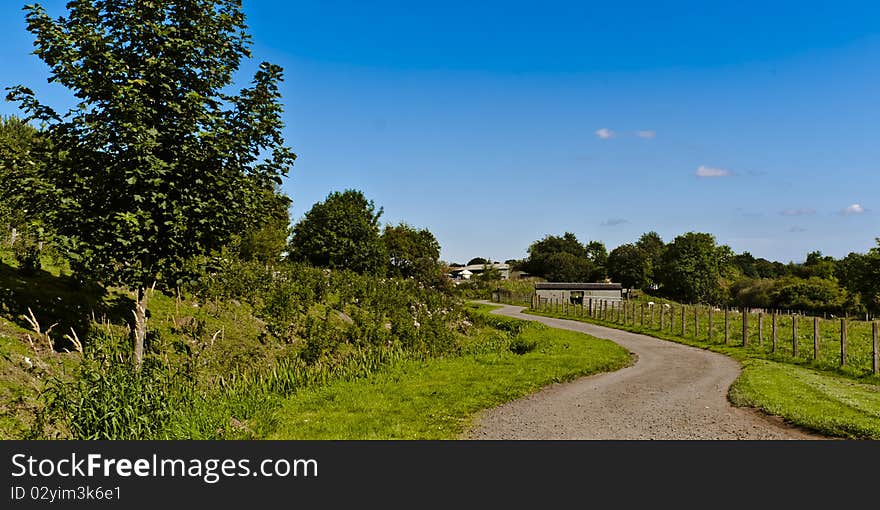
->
xmin=534 ymin=282 xmax=622 ymax=290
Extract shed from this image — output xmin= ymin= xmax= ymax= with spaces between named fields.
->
xmin=534 ymin=282 xmax=623 ymax=305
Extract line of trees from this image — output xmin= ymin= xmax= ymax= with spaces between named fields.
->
xmin=515 ymin=231 xmax=880 ymax=316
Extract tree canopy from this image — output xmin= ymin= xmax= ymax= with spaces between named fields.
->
xmin=288 ymin=190 xmax=385 ymax=274
xmin=383 ymin=222 xmax=442 ymax=282
xmin=0 ymin=115 xmax=40 ymax=234
xmin=658 ymin=232 xmax=729 ymax=303
xmin=607 ymin=243 xmax=648 ymax=290
xmin=6 ymin=0 xmax=295 ymax=290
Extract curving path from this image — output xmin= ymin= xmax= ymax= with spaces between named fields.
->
xmin=468 ymin=303 xmax=818 ymax=439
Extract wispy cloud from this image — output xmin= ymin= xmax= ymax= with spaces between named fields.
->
xmin=780 ymin=208 xmax=816 ymax=217
xmin=695 ymin=165 xmax=731 ymax=178
xmin=595 ymin=128 xmax=614 ymax=139
xmin=788 ymin=226 xmax=807 ymax=233
xmin=636 ymin=130 xmax=656 ymax=139
xmin=601 ymin=217 xmax=628 ymax=227
xmin=841 ymin=203 xmax=867 ymax=215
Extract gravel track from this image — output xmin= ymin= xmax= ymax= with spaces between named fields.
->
xmin=468 ymin=304 xmax=818 ymax=440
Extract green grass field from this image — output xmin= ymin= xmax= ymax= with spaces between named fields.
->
xmin=730 ymin=360 xmax=880 ymax=439
xmin=525 ymin=301 xmax=880 ymax=438
xmin=269 ymin=311 xmax=632 ymax=439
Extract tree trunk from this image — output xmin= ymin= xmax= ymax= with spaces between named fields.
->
xmin=133 ymin=286 xmax=148 ymax=369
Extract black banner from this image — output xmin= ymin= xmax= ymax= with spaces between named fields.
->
xmin=2 ymin=440 xmax=876 ymax=508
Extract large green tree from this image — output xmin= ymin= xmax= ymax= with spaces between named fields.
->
xmin=585 ymin=240 xmax=608 ymax=280
xmin=0 ymin=115 xmax=40 ymax=239
xmin=382 ymin=222 xmax=441 ymax=282
xmin=836 ymin=241 xmax=880 ymax=314
xmin=288 ymin=190 xmax=385 ymax=274
xmin=544 ymin=251 xmax=594 ymax=282
xmin=523 ymin=232 xmax=590 ymax=278
xmin=658 ymin=232 xmax=727 ymax=303
xmin=237 ymin=188 xmax=292 ymax=265
xmin=635 ymin=231 xmax=665 ymax=286
xmin=7 ymin=1 xmax=295 ymax=366
xmin=607 ymin=243 xmax=648 ymax=290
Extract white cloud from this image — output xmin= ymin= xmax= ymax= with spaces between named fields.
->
xmin=636 ymin=130 xmax=656 ymax=139
xmin=842 ymin=204 xmax=866 ymax=215
xmin=595 ymin=128 xmax=614 ymax=139
xmin=780 ymin=208 xmax=816 ymax=217
xmin=601 ymin=218 xmax=628 ymax=227
xmin=695 ymin=165 xmax=731 ymax=178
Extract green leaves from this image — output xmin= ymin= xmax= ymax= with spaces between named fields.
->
xmin=288 ymin=190 xmax=386 ymax=275
xmin=7 ymin=0 xmax=295 ymax=290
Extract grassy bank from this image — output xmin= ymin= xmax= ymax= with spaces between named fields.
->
xmin=269 ymin=304 xmax=632 ymax=439
xmin=525 ymin=304 xmax=880 ymax=438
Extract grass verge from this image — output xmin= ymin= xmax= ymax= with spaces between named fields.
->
xmin=268 ymin=312 xmax=632 ymax=439
xmin=525 ymin=306 xmax=880 ymax=438
xmin=730 ymin=359 xmax=880 ymax=439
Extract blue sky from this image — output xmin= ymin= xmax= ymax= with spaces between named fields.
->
xmin=1 ymin=1 xmax=878 ymax=264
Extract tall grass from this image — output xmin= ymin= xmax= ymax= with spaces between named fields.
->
xmin=32 ymin=300 xmax=499 ymax=439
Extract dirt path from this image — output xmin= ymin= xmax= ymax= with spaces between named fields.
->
xmin=468 ymin=304 xmax=818 ymax=439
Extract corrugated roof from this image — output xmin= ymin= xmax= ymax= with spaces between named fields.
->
xmin=534 ymin=282 xmax=622 ymax=290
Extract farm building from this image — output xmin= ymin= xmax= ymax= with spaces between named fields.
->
xmin=534 ymin=282 xmax=623 ymax=305
xmin=448 ymin=263 xmax=510 ymax=280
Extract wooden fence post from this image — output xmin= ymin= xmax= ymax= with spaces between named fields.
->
xmin=742 ymin=308 xmax=749 ymax=347
xmin=813 ymin=316 xmax=819 ymax=361
xmin=641 ymin=303 xmax=646 ymax=328
xmin=840 ymin=318 xmax=847 ymax=367
xmin=792 ymin=314 xmax=798 ymax=358
xmin=651 ymin=305 xmax=655 ymax=328
xmin=694 ymin=305 xmax=699 ymax=338
xmin=873 ymin=321 xmax=878 ymax=375
xmin=724 ymin=308 xmax=730 ymax=345
xmin=758 ymin=313 xmax=763 ymax=345
xmin=660 ymin=306 xmax=665 ymax=330
xmin=771 ymin=312 xmax=778 ymax=353
xmin=681 ymin=305 xmax=686 ymax=336
xmin=708 ymin=307 xmax=713 ymax=342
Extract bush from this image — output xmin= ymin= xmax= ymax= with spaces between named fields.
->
xmin=509 ymin=337 xmax=538 ymax=355
xmin=14 ymin=244 xmax=41 ymax=276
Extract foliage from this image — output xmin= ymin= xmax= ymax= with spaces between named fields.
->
xmin=607 ymin=243 xmax=648 ymax=290
xmin=771 ymin=277 xmax=849 ymax=314
xmin=522 ymin=232 xmax=597 ymax=281
xmin=544 ymin=251 xmax=593 ymax=282
xmin=467 ymin=257 xmax=488 ymax=266
xmin=836 ymin=241 xmax=880 ymax=314
xmin=0 ymin=115 xmax=40 ymax=233
xmin=288 ymin=190 xmax=385 ymax=274
xmin=25 ymin=256 xmax=468 ymax=439
xmin=585 ymin=240 xmax=608 ymax=280
xmin=635 ymin=231 xmax=665 ymax=285
xmin=382 ymin=222 xmax=445 ymax=286
xmin=238 ymin=189 xmax=292 ymax=265
xmin=7 ymin=0 xmax=295 ymax=291
xmin=658 ymin=232 xmax=729 ymax=303
xmin=41 ymin=336 xmax=188 ymax=440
